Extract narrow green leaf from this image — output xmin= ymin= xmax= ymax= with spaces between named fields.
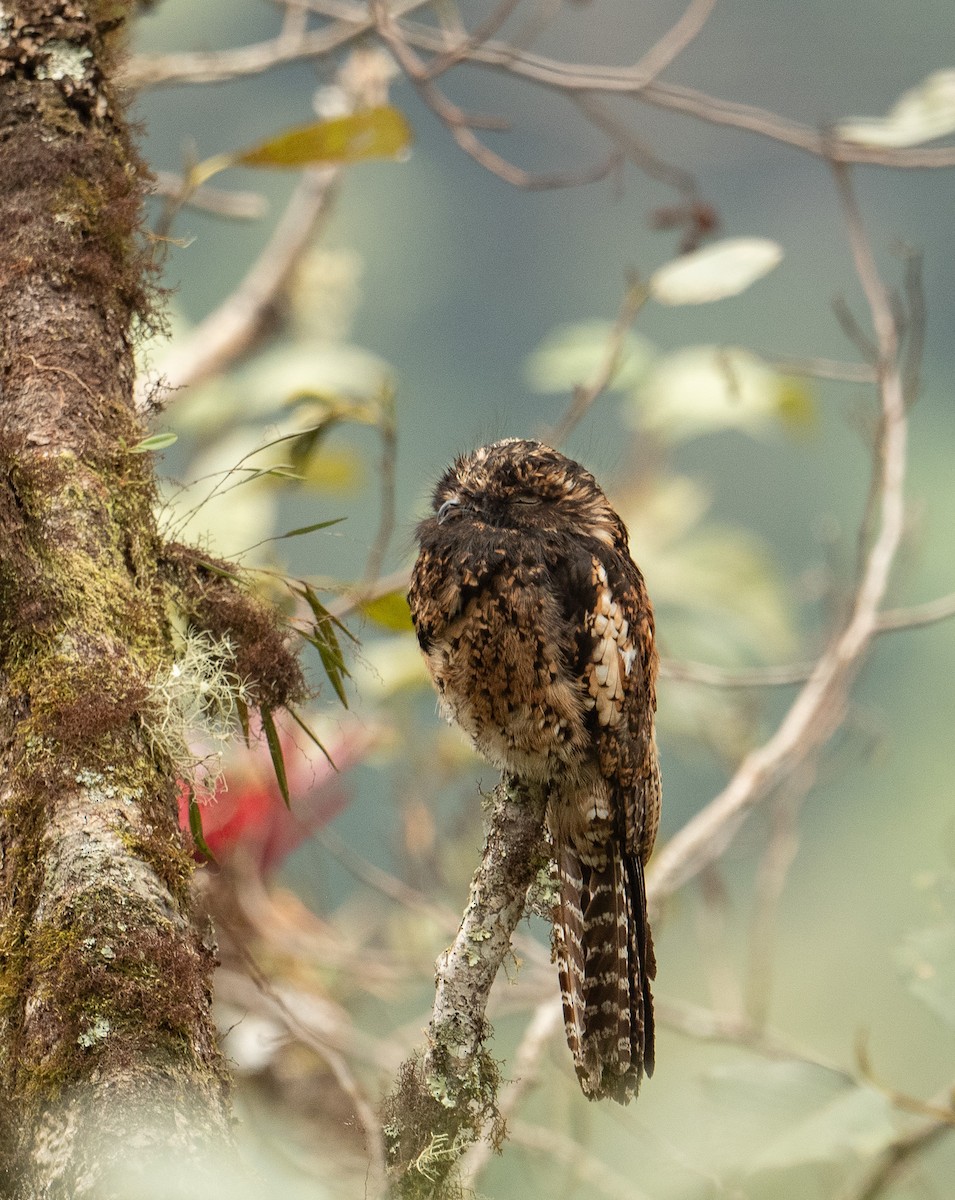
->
xmin=316 ymin=639 xmax=349 ymax=708
xmin=278 ymin=518 xmax=346 ymax=540
xmin=130 ymin=431 xmax=178 ymax=454
xmin=359 ymin=589 xmax=415 ymax=632
xmin=187 ymin=788 xmax=218 ymax=865
xmin=287 ymin=706 xmax=337 ymax=769
xmin=261 ymin=707 xmax=291 ymax=810
xmin=235 ymin=107 xmax=412 ymax=169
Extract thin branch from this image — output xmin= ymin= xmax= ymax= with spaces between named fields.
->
xmin=768 ymin=355 xmax=877 ymax=384
xmin=546 ymin=280 xmax=649 ymax=446
xmin=150 ymin=170 xmax=268 ymax=220
xmin=836 ymin=1116 xmax=952 ymax=1200
xmin=876 ymin=591 xmax=955 ymax=632
xmin=123 ymin=0 xmax=434 ymax=88
xmin=390 ymin=20 xmax=955 ymax=168
xmin=507 ymin=1120 xmax=656 ymax=1200
xmin=138 ymin=168 xmax=337 ymax=410
xmin=422 ymin=0 xmax=524 ymax=81
xmin=744 ymin=781 xmax=808 ymax=1029
xmin=629 ymin=0 xmax=718 ymax=84
xmin=647 ymin=162 xmax=909 ymax=908
xmin=659 ymin=657 xmax=814 ymax=688
xmin=362 ymin=391 xmax=398 ymax=584
xmin=374 ymin=2 xmax=622 ymax=190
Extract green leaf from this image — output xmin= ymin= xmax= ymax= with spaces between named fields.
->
xmin=897 ymin=922 xmax=955 ymax=1028
xmin=130 ymin=431 xmax=178 ymax=454
xmin=359 ymin=589 xmax=415 ymax=632
xmin=187 ymin=787 xmax=218 ymax=865
xmin=293 ymin=583 xmax=353 ymax=707
xmin=261 ymin=706 xmax=290 ymax=810
xmin=236 ymin=107 xmax=412 ymax=169
xmin=277 ymin=518 xmax=346 ymax=540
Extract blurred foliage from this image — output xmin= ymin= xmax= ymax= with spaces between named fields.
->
xmin=128 ymin=1 xmax=955 ymax=1197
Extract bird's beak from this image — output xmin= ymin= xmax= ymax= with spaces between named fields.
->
xmin=437 ymin=497 xmax=462 ymax=524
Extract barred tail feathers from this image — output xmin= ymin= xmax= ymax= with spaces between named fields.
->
xmin=555 ymin=840 xmax=654 ymax=1103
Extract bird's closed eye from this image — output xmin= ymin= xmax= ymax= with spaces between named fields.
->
xmin=511 ymin=493 xmax=541 ymax=506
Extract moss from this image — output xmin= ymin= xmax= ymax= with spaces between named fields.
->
xmin=381 ymin=1040 xmax=505 ymax=1200
xmin=161 ymin=542 xmax=308 ymax=713
xmin=116 ymin=825 xmax=195 ymax=908
xmin=13 ymin=892 xmax=218 ymax=1103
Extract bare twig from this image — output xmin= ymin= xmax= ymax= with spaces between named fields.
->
xmin=374 ymin=2 xmax=622 ymax=190
xmin=150 ymin=170 xmax=268 ymax=220
xmin=744 ymin=781 xmax=808 ymax=1029
xmin=393 ymin=21 xmax=955 ymax=168
xmin=876 ymin=591 xmax=955 ymax=632
xmin=629 ymin=0 xmax=718 ymax=84
xmin=507 ymin=1120 xmax=656 ymax=1200
xmin=659 ymin=658 xmax=814 ymax=688
xmin=836 ymin=1116 xmax=952 ymax=1200
xmin=647 ymin=162 xmax=909 ymax=908
xmin=768 ymin=355 xmax=877 ymax=384
xmin=547 ymin=281 xmax=649 ymax=446
xmin=138 ymin=168 xmax=337 ymax=411
xmin=363 ymin=390 xmax=398 ymax=584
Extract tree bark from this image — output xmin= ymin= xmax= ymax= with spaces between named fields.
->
xmin=0 ymin=3 xmax=232 ymax=1193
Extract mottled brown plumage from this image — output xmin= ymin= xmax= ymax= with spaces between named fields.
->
xmin=409 ymin=438 xmax=661 ymax=1103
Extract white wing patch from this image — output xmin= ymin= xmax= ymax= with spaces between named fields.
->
xmin=588 ymin=560 xmax=633 ymax=728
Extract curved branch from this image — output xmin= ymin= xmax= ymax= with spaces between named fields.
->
xmin=648 ymin=162 xmax=909 ymax=907
xmin=138 ymin=168 xmax=337 ymax=410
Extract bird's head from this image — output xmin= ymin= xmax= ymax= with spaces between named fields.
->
xmin=429 ymin=438 xmax=628 ymax=548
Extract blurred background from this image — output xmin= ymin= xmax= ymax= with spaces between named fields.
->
xmin=130 ymin=2 xmax=955 ymax=1196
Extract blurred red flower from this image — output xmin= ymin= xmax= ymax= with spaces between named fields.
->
xmin=177 ymin=715 xmax=375 ymax=874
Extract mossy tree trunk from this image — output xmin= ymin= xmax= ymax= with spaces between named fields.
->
xmin=0 ymin=2 xmax=232 ymax=1193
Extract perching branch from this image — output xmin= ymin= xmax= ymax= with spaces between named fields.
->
xmin=382 ymin=779 xmax=549 ymax=1199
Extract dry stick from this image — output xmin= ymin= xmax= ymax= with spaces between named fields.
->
xmin=743 ymin=774 xmax=810 ymax=1029
xmin=138 ymin=168 xmax=337 ymax=411
xmin=546 ymin=282 xmax=649 ymax=446
xmin=836 ymin=1116 xmax=952 ymax=1200
xmin=507 ymin=1118 xmax=656 ymax=1200
xmin=123 ymin=0 xmax=435 ymax=88
xmin=647 ymin=161 xmax=908 ymax=909
xmin=373 ymin=2 xmax=621 ymax=191
xmin=393 ymin=21 xmax=955 ymax=169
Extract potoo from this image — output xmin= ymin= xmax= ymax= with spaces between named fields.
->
xmin=409 ymin=438 xmax=660 ymax=1103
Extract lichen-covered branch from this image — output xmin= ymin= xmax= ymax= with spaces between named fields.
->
xmin=0 ymin=3 xmax=232 ymax=1193
xmin=382 ymin=779 xmax=549 ymax=1199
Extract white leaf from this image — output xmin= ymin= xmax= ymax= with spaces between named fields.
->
xmin=837 ymin=70 xmax=955 ymax=148
xmin=626 ymin=345 xmax=804 ymax=441
xmin=524 ymin=321 xmax=654 ymax=393
xmin=649 ymin=237 xmax=783 ymax=305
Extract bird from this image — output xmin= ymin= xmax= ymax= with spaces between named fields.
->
xmin=408 ymin=437 xmax=660 ymax=1103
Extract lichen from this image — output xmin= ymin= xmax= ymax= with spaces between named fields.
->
xmin=37 ymin=41 xmax=93 ymax=84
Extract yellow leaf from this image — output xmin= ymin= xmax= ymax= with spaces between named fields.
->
xmin=236 ymin=107 xmax=412 ymax=169
xmin=359 ymin=590 xmax=415 ymax=633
